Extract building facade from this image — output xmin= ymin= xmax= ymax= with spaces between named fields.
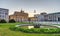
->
xmin=0 ymin=8 xmax=9 ymax=22
xmin=28 ymin=17 xmax=37 ymax=22
xmin=9 ymin=10 xmax=28 ymax=22
xmin=35 ymin=12 xmax=60 ymax=22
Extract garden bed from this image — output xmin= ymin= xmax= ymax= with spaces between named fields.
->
xmin=9 ymin=26 xmax=60 ymax=34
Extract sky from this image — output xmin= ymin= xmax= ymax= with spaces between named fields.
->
xmin=0 ymin=0 xmax=60 ymax=17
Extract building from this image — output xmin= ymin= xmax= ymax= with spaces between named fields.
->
xmin=0 ymin=8 xmax=9 ymax=22
xmin=9 ymin=10 xmax=28 ymax=22
xmin=34 ymin=14 xmax=40 ymax=21
xmin=35 ymin=12 xmax=60 ymax=22
xmin=28 ymin=17 xmax=37 ymax=22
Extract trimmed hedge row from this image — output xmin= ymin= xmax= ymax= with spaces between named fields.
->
xmin=9 ymin=27 xmax=60 ymax=33
xmin=0 ymin=19 xmax=7 ymax=23
xmin=0 ymin=19 xmax=16 ymax=23
xmin=9 ymin=19 xmax=16 ymax=23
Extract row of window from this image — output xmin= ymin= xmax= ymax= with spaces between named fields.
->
xmin=0 ymin=15 xmax=7 ymax=18
xmin=0 ymin=12 xmax=8 ymax=15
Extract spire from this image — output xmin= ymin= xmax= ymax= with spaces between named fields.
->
xmin=20 ymin=9 xmax=24 ymax=13
xmin=34 ymin=10 xmax=36 ymax=13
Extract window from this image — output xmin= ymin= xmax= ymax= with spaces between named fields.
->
xmin=49 ymin=15 xmax=52 ymax=19
xmin=0 ymin=15 xmax=1 ymax=17
xmin=5 ymin=13 xmax=8 ymax=15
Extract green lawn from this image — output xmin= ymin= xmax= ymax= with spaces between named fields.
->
xmin=0 ymin=23 xmax=60 ymax=36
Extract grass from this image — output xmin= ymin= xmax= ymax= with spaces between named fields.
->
xmin=0 ymin=23 xmax=60 ymax=36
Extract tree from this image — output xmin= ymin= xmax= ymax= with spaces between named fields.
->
xmin=9 ymin=19 xmax=16 ymax=23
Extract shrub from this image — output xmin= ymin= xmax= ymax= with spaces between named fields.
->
xmin=9 ymin=19 xmax=16 ymax=23
xmin=9 ymin=26 xmax=17 ymax=31
xmin=0 ymin=19 xmax=7 ymax=23
xmin=9 ymin=27 xmax=60 ymax=33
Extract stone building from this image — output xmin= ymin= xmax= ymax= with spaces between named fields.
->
xmin=9 ymin=10 xmax=28 ymax=22
xmin=28 ymin=17 xmax=37 ymax=22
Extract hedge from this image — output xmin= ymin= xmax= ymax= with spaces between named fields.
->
xmin=9 ymin=19 xmax=16 ymax=23
xmin=9 ymin=27 xmax=60 ymax=33
xmin=0 ymin=19 xmax=7 ymax=23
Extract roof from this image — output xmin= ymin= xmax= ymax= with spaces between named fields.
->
xmin=43 ymin=12 xmax=60 ymax=16
xmin=48 ymin=12 xmax=60 ymax=15
xmin=0 ymin=8 xmax=8 ymax=10
xmin=14 ymin=11 xmax=28 ymax=15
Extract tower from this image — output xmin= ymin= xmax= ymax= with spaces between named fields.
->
xmin=34 ymin=10 xmax=36 ymax=13
xmin=20 ymin=9 xmax=24 ymax=13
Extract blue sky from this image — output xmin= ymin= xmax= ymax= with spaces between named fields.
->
xmin=0 ymin=0 xmax=60 ymax=17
